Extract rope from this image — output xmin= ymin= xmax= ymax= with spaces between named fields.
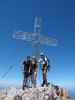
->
xmin=0 ymin=65 xmax=14 ymax=79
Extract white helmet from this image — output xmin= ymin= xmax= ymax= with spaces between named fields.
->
xmin=32 ymin=56 xmax=36 ymax=59
xmin=40 ymin=52 xmax=44 ymax=56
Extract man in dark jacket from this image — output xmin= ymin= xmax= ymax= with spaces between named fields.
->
xmin=22 ymin=56 xmax=32 ymax=89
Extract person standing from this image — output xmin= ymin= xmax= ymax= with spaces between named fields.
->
xmin=22 ymin=56 xmax=31 ymax=89
xmin=39 ymin=53 xmax=50 ymax=86
xmin=31 ymin=56 xmax=37 ymax=88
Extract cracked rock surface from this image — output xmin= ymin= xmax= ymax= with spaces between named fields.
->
xmin=0 ymin=86 xmax=71 ymax=100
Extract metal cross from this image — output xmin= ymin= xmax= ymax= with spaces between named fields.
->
xmin=12 ymin=16 xmax=58 ymax=59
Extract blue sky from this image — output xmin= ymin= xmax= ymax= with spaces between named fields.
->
xmin=0 ymin=0 xmax=75 ymax=88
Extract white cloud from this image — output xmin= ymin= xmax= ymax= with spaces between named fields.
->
xmin=0 ymin=80 xmax=15 ymax=87
xmin=0 ymin=80 xmax=21 ymax=88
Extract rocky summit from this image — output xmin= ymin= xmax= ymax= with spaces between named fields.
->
xmin=0 ymin=85 xmax=71 ymax=100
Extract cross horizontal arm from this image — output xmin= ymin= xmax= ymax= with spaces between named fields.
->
xmin=39 ymin=34 xmax=58 ymax=46
xmin=12 ymin=31 xmax=37 ymax=42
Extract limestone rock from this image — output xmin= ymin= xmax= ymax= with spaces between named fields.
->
xmin=0 ymin=85 xmax=71 ymax=100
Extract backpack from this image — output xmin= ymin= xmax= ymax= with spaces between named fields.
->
xmin=45 ymin=56 xmax=50 ymax=71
